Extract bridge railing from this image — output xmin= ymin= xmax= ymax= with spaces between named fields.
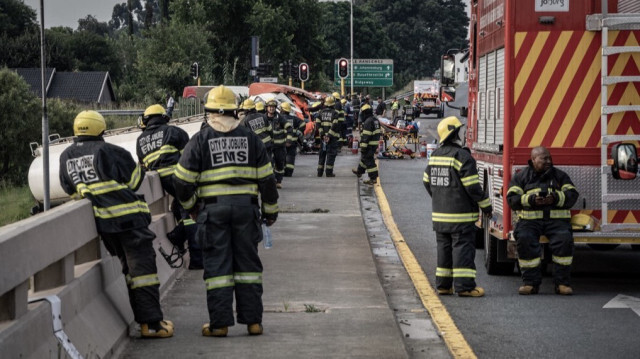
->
xmin=0 ymin=172 xmax=180 ymax=359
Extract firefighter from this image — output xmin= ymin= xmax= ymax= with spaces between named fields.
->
xmin=280 ymin=102 xmax=305 ymax=177
xmin=240 ymin=98 xmax=273 ymax=160
xmin=351 ymin=104 xmax=380 ymax=185
xmin=506 ymin=146 xmax=578 ymax=295
xmin=266 ymin=99 xmax=291 ymax=188
xmin=423 ymin=116 xmax=491 ymax=297
xmin=332 ymin=92 xmax=347 ymax=150
xmin=173 ymin=85 xmax=279 ymax=337
xmin=59 ymin=110 xmax=173 ymax=338
xmin=136 ymin=104 xmax=202 ymax=269
xmin=255 ymin=101 xmax=266 ymax=114
xmin=316 ymin=95 xmax=341 ymax=177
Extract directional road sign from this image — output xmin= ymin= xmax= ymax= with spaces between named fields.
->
xmin=334 ymin=59 xmax=393 ymax=87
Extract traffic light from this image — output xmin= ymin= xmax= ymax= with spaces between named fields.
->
xmin=299 ymin=63 xmax=309 ymax=82
xmin=290 ymin=62 xmax=298 ymax=79
xmin=338 ymin=58 xmax=348 ymax=78
xmin=190 ymin=62 xmax=199 ymax=79
xmin=279 ymin=62 xmax=285 ymax=78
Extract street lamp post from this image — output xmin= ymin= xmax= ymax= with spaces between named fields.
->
xmin=350 ymin=0 xmax=353 ymax=97
xmin=39 ymin=0 xmax=50 ymax=211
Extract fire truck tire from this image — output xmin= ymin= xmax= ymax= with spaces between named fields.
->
xmin=587 ymin=244 xmax=619 ymax=251
xmin=483 ymin=215 xmax=514 ymax=275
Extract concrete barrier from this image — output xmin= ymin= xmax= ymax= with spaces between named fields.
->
xmin=0 ymin=172 xmax=182 ymax=359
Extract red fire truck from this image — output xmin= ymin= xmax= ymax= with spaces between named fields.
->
xmin=463 ymin=0 xmax=640 ymax=274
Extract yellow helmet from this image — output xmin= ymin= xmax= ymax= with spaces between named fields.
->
xmin=255 ymin=101 xmax=265 ymax=111
xmin=332 ymin=92 xmax=340 ymax=99
xmin=73 ymin=110 xmax=106 ymax=136
xmin=324 ymin=96 xmax=335 ymax=107
xmin=437 ymin=116 xmax=463 ymax=143
xmin=280 ymin=102 xmax=292 ymax=113
xmin=571 ymin=214 xmax=599 ymax=231
xmin=340 ymin=98 xmax=347 ymax=105
xmin=266 ymin=99 xmax=278 ymax=108
xmin=204 ymin=85 xmax=237 ymax=112
xmin=141 ymin=104 xmax=168 ymax=127
xmin=360 ymin=104 xmax=372 ymax=113
xmin=241 ymin=98 xmax=256 ymax=110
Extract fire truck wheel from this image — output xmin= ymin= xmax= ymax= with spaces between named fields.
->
xmin=587 ymin=244 xmax=619 ymax=251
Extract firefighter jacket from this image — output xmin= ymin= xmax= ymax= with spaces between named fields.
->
xmin=283 ymin=114 xmax=305 ymax=145
xmin=423 ymin=144 xmax=492 ymax=233
xmin=506 ymin=162 xmax=578 ymax=221
xmin=359 ymin=114 xmax=381 ymax=149
xmin=334 ymin=103 xmax=346 ymax=143
xmin=173 ymin=115 xmax=279 ymax=221
xmin=136 ymin=118 xmax=189 ymax=178
xmin=316 ymin=107 xmax=341 ymax=143
xmin=268 ymin=112 xmax=292 ymax=148
xmin=242 ymin=111 xmax=273 ymax=150
xmin=59 ymin=136 xmax=150 ymax=234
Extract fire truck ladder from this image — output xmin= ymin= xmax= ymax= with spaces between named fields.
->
xmin=589 ymin=2 xmax=640 ymax=232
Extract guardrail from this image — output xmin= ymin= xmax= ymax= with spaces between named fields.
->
xmin=0 ymin=172 xmax=181 ymax=359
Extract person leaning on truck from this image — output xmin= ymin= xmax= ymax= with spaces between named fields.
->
xmin=423 ymin=116 xmax=491 ymax=297
xmin=506 ymin=146 xmax=579 ymax=296
xmin=59 ymin=110 xmax=174 ymax=338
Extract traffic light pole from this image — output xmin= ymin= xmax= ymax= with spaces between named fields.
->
xmin=289 ymin=76 xmax=292 ymax=87
xmin=341 ymin=79 xmax=345 ymax=98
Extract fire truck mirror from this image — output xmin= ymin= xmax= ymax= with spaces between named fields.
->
xmin=611 ymin=143 xmax=638 ymax=180
xmin=441 ymin=86 xmax=456 ymax=103
xmin=441 ymin=55 xmax=456 ymax=86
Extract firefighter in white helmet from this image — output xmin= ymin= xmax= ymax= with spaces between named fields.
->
xmin=59 ymin=110 xmax=174 ymax=338
xmin=173 ymin=86 xmax=279 ymax=337
xmin=506 ymin=146 xmax=579 ymax=295
xmin=136 ymin=104 xmax=202 ymax=269
xmin=423 ymin=116 xmax=491 ymax=297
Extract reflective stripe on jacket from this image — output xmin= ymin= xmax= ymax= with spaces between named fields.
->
xmin=360 ymin=115 xmax=381 ymax=148
xmin=506 ymin=163 xmax=578 ymax=221
xmin=59 ymin=137 xmax=151 ymax=233
xmin=136 ymin=118 xmax=189 ymax=178
xmin=423 ymin=144 xmax=491 ymax=233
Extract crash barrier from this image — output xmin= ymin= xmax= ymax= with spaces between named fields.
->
xmin=0 ymin=172 xmax=180 ymax=359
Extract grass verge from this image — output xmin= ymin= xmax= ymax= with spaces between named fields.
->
xmin=0 ymin=184 xmax=35 ymax=227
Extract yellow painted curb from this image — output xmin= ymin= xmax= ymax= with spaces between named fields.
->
xmin=374 ymin=183 xmax=477 ymax=359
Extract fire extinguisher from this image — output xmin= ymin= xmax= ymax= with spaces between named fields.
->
xmin=352 ymin=138 xmax=359 ymax=154
xmin=420 ymin=141 xmax=427 ymax=158
xmin=378 ymin=139 xmax=385 ymax=153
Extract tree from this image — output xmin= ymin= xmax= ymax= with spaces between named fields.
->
xmin=0 ymin=68 xmax=41 ymax=185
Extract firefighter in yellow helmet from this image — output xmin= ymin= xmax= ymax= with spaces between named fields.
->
xmin=351 ymin=104 xmax=380 ymax=185
xmin=173 ymin=85 xmax=278 ymax=337
xmin=59 ymin=110 xmax=173 ymax=338
xmin=423 ymin=116 xmax=491 ymax=297
xmin=266 ymin=99 xmax=292 ymax=188
xmin=136 ymin=104 xmax=201 ymax=269
xmin=506 ymin=146 xmax=579 ymax=295
xmin=315 ymin=95 xmax=341 ymax=177
xmin=279 ymin=102 xmax=305 ymax=176
xmin=240 ymin=98 xmax=274 ymax=158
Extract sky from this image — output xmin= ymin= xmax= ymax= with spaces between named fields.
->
xmin=23 ymin=0 xmax=119 ymax=29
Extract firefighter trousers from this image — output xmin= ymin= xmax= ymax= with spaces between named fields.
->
xmin=271 ymin=146 xmax=286 ymax=183
xmin=317 ymin=141 xmax=338 ymax=176
xmin=356 ymin=147 xmax=378 ymax=180
xmin=101 ymin=227 xmax=163 ymax=324
xmin=435 ymin=226 xmax=478 ymax=292
xmin=514 ymin=219 xmax=573 ymax=286
xmin=197 ymin=196 xmax=263 ymax=328
xmin=284 ymin=144 xmax=298 ymax=177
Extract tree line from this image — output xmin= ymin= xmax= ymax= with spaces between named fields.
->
xmin=0 ymin=0 xmax=467 ymax=185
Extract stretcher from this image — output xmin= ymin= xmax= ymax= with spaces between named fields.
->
xmin=377 ymin=118 xmax=420 ymax=159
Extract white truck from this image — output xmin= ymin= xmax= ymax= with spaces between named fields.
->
xmin=413 ymin=80 xmax=444 ymax=118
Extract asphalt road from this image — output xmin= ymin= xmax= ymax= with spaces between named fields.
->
xmin=378 ymin=103 xmax=640 ymax=358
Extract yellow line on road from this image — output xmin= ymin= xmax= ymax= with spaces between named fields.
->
xmin=374 ymin=183 xmax=477 ymax=359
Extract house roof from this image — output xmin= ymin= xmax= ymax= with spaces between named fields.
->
xmin=12 ymin=68 xmax=115 ymax=103
xmin=13 ymin=68 xmax=56 ymax=98
xmin=48 ymin=72 xmax=115 ymax=103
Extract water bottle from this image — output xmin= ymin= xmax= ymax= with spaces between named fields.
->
xmin=262 ymin=223 xmax=273 ymax=249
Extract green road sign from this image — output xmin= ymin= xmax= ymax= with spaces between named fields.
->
xmin=334 ymin=59 xmax=393 ymax=87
